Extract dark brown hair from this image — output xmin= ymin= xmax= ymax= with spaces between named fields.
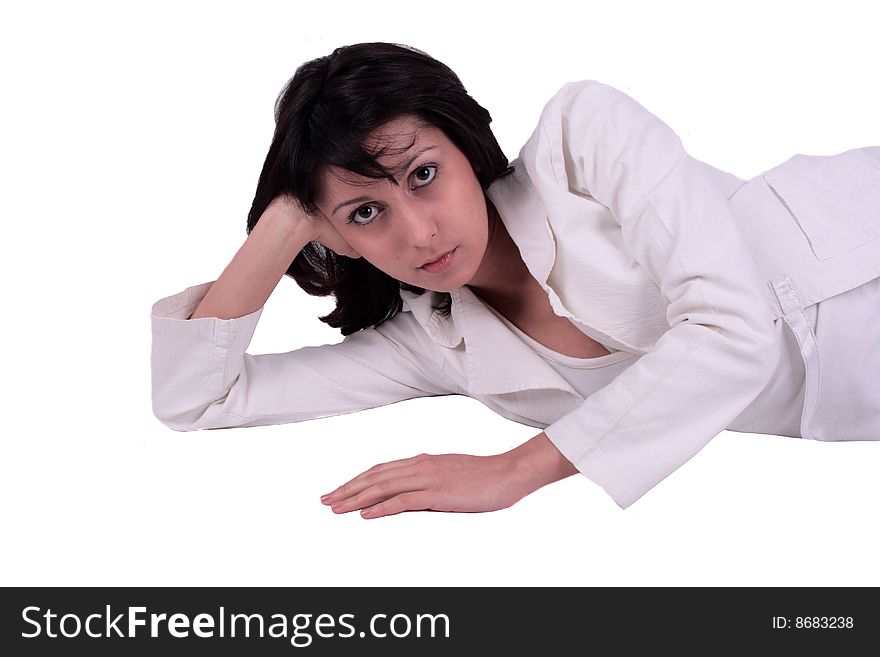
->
xmin=246 ymin=42 xmax=514 ymax=335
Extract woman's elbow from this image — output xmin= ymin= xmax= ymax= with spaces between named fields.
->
xmin=151 ymin=396 xmax=219 ymax=432
xmin=152 ymin=406 xmax=200 ymax=432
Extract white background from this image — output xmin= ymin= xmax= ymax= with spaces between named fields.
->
xmin=2 ymin=0 xmax=878 ymax=586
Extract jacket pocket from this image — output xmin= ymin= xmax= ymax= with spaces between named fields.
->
xmin=761 ymin=147 xmax=880 ymax=260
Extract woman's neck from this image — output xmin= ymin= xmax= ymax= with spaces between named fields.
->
xmin=466 ymin=201 xmax=538 ymax=316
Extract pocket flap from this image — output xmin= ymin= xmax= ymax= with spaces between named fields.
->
xmin=761 ymin=148 xmax=880 ymax=260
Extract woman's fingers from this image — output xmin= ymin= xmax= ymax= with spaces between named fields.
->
xmin=360 ymin=453 xmax=429 ymax=476
xmin=328 ymin=474 xmax=426 ymax=514
xmin=361 ymin=492 xmax=431 ymax=519
xmin=321 ymin=454 xmax=429 ymax=503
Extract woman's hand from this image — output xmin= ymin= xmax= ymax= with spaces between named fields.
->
xmin=264 ymin=194 xmax=362 ymax=259
xmin=321 ymin=434 xmax=578 ymax=520
xmin=320 ymin=452 xmax=529 ymax=518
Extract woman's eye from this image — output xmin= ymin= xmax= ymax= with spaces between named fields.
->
xmin=413 ymin=164 xmax=437 ymax=188
xmin=349 ymin=205 xmax=377 ymax=225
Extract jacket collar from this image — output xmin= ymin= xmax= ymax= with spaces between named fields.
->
xmin=486 ymin=160 xmax=558 ymax=290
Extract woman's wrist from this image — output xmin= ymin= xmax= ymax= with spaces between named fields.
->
xmin=501 ymin=432 xmax=579 ymax=498
xmin=257 ymin=201 xmax=317 ymax=252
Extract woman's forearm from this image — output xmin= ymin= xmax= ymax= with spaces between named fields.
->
xmin=189 ymin=207 xmax=314 ymax=320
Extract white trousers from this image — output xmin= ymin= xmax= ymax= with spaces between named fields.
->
xmin=786 ymin=274 xmax=880 ymax=441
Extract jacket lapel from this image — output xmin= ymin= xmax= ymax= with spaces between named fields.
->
xmin=487 ymin=160 xmax=640 ymax=353
xmin=486 ymin=161 xmax=558 ymax=290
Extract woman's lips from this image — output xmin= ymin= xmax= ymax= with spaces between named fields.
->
xmin=419 ymin=247 xmax=457 ymax=273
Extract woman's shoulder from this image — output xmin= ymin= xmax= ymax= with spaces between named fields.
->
xmin=541 ymin=79 xmax=630 ymax=113
xmin=534 ymin=79 xmax=670 ymax=147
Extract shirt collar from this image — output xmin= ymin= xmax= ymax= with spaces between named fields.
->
xmin=400 ymin=285 xmax=582 ymax=399
xmin=399 ymin=288 xmax=462 ymax=348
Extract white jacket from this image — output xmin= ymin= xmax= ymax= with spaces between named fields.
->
xmin=151 ymin=80 xmax=880 ymax=509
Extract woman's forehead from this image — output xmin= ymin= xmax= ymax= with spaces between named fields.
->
xmin=364 ymin=115 xmax=439 ymax=155
xmin=325 ymin=123 xmax=444 ymax=187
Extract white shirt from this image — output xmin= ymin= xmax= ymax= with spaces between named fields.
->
xmin=151 ymin=80 xmax=880 ymax=509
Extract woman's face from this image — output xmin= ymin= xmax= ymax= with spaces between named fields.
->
xmin=315 ymin=115 xmax=491 ymax=293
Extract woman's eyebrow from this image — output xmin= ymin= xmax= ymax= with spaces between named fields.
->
xmin=332 ymin=145 xmax=438 ymax=216
xmin=388 ymin=144 xmax=438 ymax=178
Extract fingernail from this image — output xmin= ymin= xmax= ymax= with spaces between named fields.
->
xmin=320 ymin=494 xmax=331 ymax=502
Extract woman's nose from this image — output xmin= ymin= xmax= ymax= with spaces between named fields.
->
xmin=400 ymin=208 xmax=438 ymax=247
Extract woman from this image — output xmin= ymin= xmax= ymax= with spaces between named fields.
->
xmin=151 ymin=42 xmax=880 ymax=515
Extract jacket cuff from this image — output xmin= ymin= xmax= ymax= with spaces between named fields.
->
xmin=150 ymin=281 xmax=264 ymax=351
xmin=543 ymin=414 xmax=642 ymax=510
xmin=150 ymin=281 xmax=265 ymax=413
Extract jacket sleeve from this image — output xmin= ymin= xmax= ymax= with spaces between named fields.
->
xmin=538 ymin=80 xmax=779 ymax=508
xmin=151 ymin=281 xmax=453 ymax=431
